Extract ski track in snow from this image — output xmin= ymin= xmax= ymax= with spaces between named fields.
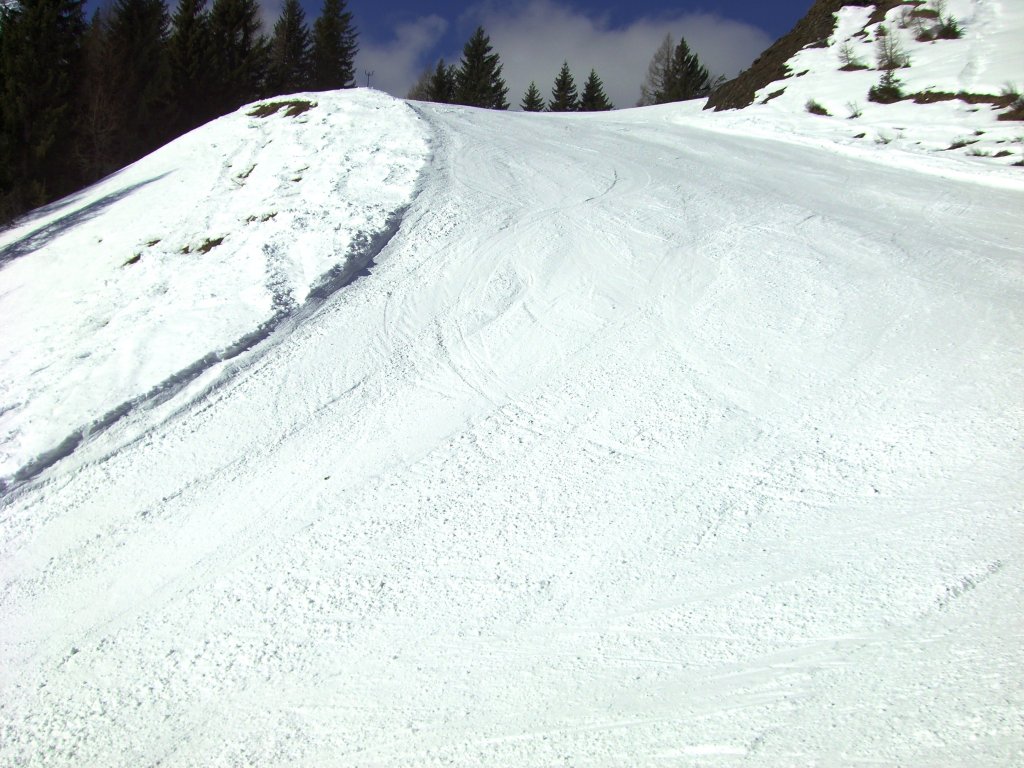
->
xmin=1 ymin=94 xmax=1023 ymax=766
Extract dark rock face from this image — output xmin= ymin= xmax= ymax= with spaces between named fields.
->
xmin=705 ymin=0 xmax=908 ymax=111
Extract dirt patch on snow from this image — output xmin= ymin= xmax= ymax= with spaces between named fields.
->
xmin=247 ymin=100 xmax=316 ymax=119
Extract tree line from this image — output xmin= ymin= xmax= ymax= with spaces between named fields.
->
xmin=0 ymin=0 xmax=358 ymax=224
xmin=409 ymin=28 xmax=716 ymax=113
xmin=408 ymin=28 xmax=615 ymax=113
xmin=406 ymin=28 xmax=512 ymax=110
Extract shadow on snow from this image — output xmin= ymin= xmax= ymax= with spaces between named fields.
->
xmin=0 ymin=174 xmax=170 ymax=269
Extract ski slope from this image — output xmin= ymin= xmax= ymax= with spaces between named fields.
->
xmin=1 ymin=90 xmax=1023 ymax=765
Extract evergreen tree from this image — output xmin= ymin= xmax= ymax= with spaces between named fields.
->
xmin=454 ymin=26 xmax=508 ymax=110
xmin=578 ymin=69 xmax=613 ymax=111
xmin=547 ymin=61 xmax=577 ymax=112
xmin=0 ymin=1 xmax=18 ymax=218
xmin=0 ymin=0 xmax=86 ymax=220
xmin=168 ymin=0 xmax=213 ymax=131
xmin=208 ymin=0 xmax=268 ymax=112
xmin=310 ymin=0 xmax=357 ymax=91
xmin=520 ymin=80 xmax=544 ymax=112
xmin=76 ymin=8 xmax=120 ymax=178
xmin=106 ymin=0 xmax=171 ymax=162
xmin=407 ymin=65 xmax=432 ymax=100
xmin=639 ymin=33 xmax=711 ymax=105
xmin=267 ymin=0 xmax=310 ymax=96
xmin=661 ymin=36 xmax=710 ymax=102
xmin=426 ymin=58 xmax=456 ymax=103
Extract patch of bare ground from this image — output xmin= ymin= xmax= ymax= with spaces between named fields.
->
xmin=907 ymin=90 xmax=1021 ymax=119
xmin=247 ymin=100 xmax=316 ymax=119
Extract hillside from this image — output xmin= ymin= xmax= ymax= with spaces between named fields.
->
xmin=1 ymin=11 xmax=1023 ymax=768
xmin=707 ymin=0 xmax=1024 ymax=166
xmin=0 ymin=91 xmax=428 ymax=489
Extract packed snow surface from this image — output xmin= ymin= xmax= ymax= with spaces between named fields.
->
xmin=1 ymin=86 xmax=1023 ymax=765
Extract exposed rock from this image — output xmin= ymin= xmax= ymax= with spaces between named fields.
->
xmin=706 ymin=0 xmax=910 ymax=111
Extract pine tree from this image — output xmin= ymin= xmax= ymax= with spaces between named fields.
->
xmin=454 ymin=26 xmax=508 ymax=110
xmin=76 ymin=8 xmax=120 ymax=178
xmin=310 ymin=0 xmax=357 ymax=91
xmin=208 ymin=0 xmax=268 ymax=112
xmin=639 ymin=34 xmax=711 ymax=105
xmin=0 ymin=1 xmax=21 ymax=218
xmin=267 ymin=0 xmax=310 ymax=96
xmin=168 ymin=0 xmax=213 ymax=131
xmin=426 ymin=58 xmax=456 ymax=103
xmin=661 ymin=36 xmax=710 ymax=102
xmin=520 ymin=81 xmax=544 ymax=112
xmin=548 ymin=61 xmax=577 ymax=112
xmin=0 ymin=0 xmax=86 ymax=220
xmin=407 ymin=65 xmax=432 ymax=100
xmin=578 ymin=69 xmax=613 ymax=111
xmin=106 ymin=0 xmax=171 ymax=162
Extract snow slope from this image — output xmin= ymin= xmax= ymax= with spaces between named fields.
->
xmin=0 ymin=90 xmax=428 ymax=490
xmin=1 ymin=90 xmax=1023 ymax=765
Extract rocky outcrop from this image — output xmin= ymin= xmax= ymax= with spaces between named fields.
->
xmin=705 ymin=0 xmax=908 ymax=111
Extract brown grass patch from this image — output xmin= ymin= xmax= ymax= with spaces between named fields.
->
xmin=247 ymin=99 xmax=316 ymax=118
xmin=911 ymin=91 xmax=957 ymax=104
xmin=998 ymin=102 xmax=1024 ymax=121
xmin=196 ymin=237 xmax=224 ymax=254
xmin=181 ymin=236 xmax=225 ymax=255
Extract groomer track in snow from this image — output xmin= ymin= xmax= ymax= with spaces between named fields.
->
xmin=1 ymin=90 xmax=1022 ymax=765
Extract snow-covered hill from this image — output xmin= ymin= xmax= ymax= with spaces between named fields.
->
xmin=705 ymin=0 xmax=1024 ymax=165
xmin=0 ymin=91 xmax=428 ymax=489
xmin=1 ymin=34 xmax=1023 ymax=768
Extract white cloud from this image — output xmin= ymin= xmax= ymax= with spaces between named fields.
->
xmin=468 ymin=0 xmax=772 ymax=109
xmin=356 ymin=15 xmax=448 ymax=97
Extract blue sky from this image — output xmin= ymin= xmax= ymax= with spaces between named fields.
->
xmin=259 ymin=0 xmax=812 ymax=106
xmin=343 ymin=0 xmax=810 ymax=43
